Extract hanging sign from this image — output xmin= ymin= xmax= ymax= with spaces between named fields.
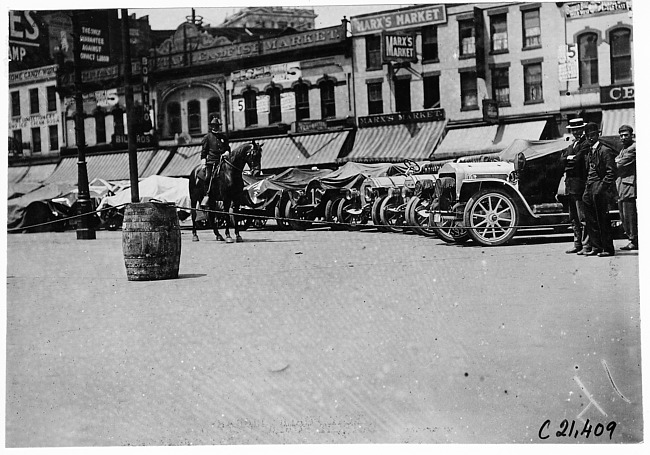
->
xmin=558 ymin=44 xmax=578 ymax=81
xmin=382 ymin=32 xmax=417 ymax=63
xmin=141 ymin=56 xmax=151 ymax=127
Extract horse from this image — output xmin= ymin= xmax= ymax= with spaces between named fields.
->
xmin=189 ymin=140 xmax=263 ymax=243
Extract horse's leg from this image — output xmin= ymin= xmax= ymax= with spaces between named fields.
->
xmin=191 ymin=197 xmax=199 ymax=242
xmin=223 ymin=199 xmax=234 ymax=243
xmin=209 ymin=197 xmax=225 ymax=242
xmin=233 ymin=202 xmax=243 ymax=243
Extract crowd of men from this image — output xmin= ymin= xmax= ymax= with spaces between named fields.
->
xmin=560 ymin=118 xmax=638 ymax=257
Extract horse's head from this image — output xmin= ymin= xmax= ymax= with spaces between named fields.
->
xmin=246 ymin=140 xmax=263 ymax=177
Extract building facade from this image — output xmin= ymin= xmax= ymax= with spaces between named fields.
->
xmin=219 ymin=7 xmax=317 ymax=31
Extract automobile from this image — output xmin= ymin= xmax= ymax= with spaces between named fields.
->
xmin=428 ymin=138 xmax=622 ymax=247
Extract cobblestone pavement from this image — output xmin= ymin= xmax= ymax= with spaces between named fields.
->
xmin=5 ymin=226 xmax=643 ymax=446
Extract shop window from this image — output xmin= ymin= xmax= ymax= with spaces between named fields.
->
xmin=31 ymin=127 xmax=41 ymax=153
xmin=187 ymin=100 xmax=201 ymax=134
xmin=267 ymin=87 xmax=282 ymax=124
xmin=320 ymin=80 xmax=335 ymax=119
xmin=459 ymin=19 xmax=475 ymax=57
xmin=522 ymin=9 xmax=541 ymax=49
xmin=610 ymin=28 xmax=632 ymax=83
xmin=394 ymin=78 xmax=411 ymax=112
xmin=166 ymin=102 xmax=181 ymax=135
xmin=49 ymin=125 xmax=59 ymax=151
xmin=423 ymin=75 xmax=440 ymax=109
xmin=524 ymin=63 xmax=543 ymax=103
xmin=460 ymin=72 xmax=478 ymax=110
xmin=243 ymin=89 xmax=258 ymax=126
xmin=29 ymin=88 xmax=39 ymax=115
xmin=491 ymin=67 xmax=510 ymax=106
xmin=490 ymin=14 xmax=508 ymax=52
xmin=578 ymin=32 xmax=599 ymax=86
xmin=47 ymin=86 xmax=57 ymax=112
xmin=95 ymin=111 xmax=106 ymax=143
xmin=367 ymin=82 xmax=383 ymax=115
xmin=366 ymin=35 xmax=382 ymax=70
xmin=422 ymin=25 xmax=438 ymax=61
xmin=207 ymin=97 xmax=221 ymax=124
xmin=295 ymin=83 xmax=310 ymax=121
xmin=112 ymin=108 xmax=125 ymax=136
xmin=11 ymin=91 xmax=20 ymax=117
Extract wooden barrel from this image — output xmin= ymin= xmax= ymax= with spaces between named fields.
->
xmin=122 ymin=202 xmax=181 ymax=281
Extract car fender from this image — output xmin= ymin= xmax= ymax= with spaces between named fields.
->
xmin=458 ymin=179 xmax=537 ymax=219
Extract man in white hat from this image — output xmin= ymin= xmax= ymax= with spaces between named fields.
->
xmin=560 ymin=117 xmax=591 ymax=254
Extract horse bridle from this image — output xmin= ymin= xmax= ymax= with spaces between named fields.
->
xmin=221 ymin=145 xmax=261 ymax=174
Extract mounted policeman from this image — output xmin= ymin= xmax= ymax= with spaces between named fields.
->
xmin=200 ymin=117 xmax=231 ymax=201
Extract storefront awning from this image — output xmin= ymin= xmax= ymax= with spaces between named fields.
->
xmin=45 ymin=150 xmax=159 ymax=184
xmin=139 ymin=149 xmax=174 ymax=178
xmin=601 ymin=108 xmax=635 ymax=136
xmin=432 ymin=120 xmax=549 ymax=161
xmin=344 ymin=121 xmax=446 ymax=162
xmin=231 ymin=130 xmax=350 ymax=171
xmin=159 ymin=145 xmax=202 ymax=177
xmin=8 ymin=166 xmax=30 ymax=184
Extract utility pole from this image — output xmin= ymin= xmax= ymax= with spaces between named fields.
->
xmin=121 ymin=8 xmax=140 ymax=202
xmin=72 ymin=11 xmax=96 ymax=240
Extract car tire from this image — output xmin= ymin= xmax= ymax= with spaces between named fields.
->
xmin=464 ymin=188 xmax=519 ymax=246
xmin=405 ymin=196 xmax=436 ymax=237
xmin=429 ymin=197 xmax=470 ymax=243
xmin=274 ymin=202 xmax=289 ymax=229
xmin=284 ymin=199 xmax=312 ymax=230
xmin=371 ymin=195 xmax=388 ymax=232
xmin=337 ymin=198 xmax=366 ymax=230
xmin=379 ymin=195 xmax=405 ymax=233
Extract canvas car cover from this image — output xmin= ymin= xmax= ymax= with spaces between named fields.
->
xmin=96 ymin=175 xmax=192 ymax=215
xmin=498 ymin=138 xmax=569 ymax=162
xmin=7 ymin=183 xmax=78 ymax=231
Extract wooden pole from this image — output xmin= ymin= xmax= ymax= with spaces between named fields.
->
xmin=121 ymin=8 xmax=140 ymax=202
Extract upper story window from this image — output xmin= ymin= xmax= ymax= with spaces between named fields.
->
xmin=320 ymin=80 xmax=335 ymax=119
xmin=491 ymin=67 xmax=510 ymax=106
xmin=243 ymin=89 xmax=258 ymax=127
xmin=11 ymin=91 xmax=20 ymax=117
xmin=366 ymin=35 xmax=382 ymax=70
xmin=522 ymin=8 xmax=541 ymax=49
xmin=295 ymin=83 xmax=310 ymax=121
xmin=490 ymin=14 xmax=508 ymax=52
xmin=207 ymin=97 xmax=221 ymax=125
xmin=422 ymin=25 xmax=438 ymax=61
xmin=367 ymin=82 xmax=383 ymax=115
xmin=166 ymin=102 xmax=181 ymax=136
xmin=49 ymin=125 xmax=59 ymax=151
xmin=459 ymin=19 xmax=475 ymax=57
xmin=394 ymin=78 xmax=411 ymax=112
xmin=47 ymin=86 xmax=57 ymax=112
xmin=267 ymin=87 xmax=282 ymax=124
xmin=423 ymin=75 xmax=440 ymax=109
xmin=524 ymin=62 xmax=543 ymax=103
xmin=29 ymin=88 xmax=39 ymax=115
xmin=460 ymin=72 xmax=478 ymax=110
xmin=578 ymin=32 xmax=599 ymax=86
xmin=95 ymin=111 xmax=106 ymax=143
xmin=610 ymin=28 xmax=632 ymax=83
xmin=187 ymin=99 xmax=201 ymax=134
xmin=31 ymin=127 xmax=41 ymax=153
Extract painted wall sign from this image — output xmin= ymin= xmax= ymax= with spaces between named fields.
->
xmin=295 ymin=120 xmax=328 ymax=133
xmin=350 ymin=5 xmax=447 ymax=36
xmin=8 ymin=64 xmax=57 ymax=85
xmin=232 ymin=62 xmax=301 ymax=84
xmin=565 ymin=1 xmax=631 ymax=19
xmin=383 ymin=32 xmax=417 ymax=63
xmin=600 ymin=84 xmax=635 ymax=104
xmin=358 ymin=109 xmax=445 ymax=127
xmin=9 ymin=112 xmax=60 ymax=130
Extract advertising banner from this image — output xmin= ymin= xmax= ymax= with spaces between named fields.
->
xmin=280 ymin=92 xmax=296 ymax=112
xmin=558 ymin=44 xmax=579 ymax=81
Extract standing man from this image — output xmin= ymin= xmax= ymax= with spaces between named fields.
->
xmin=582 ymin=122 xmax=617 ymax=257
xmin=560 ymin=118 xmax=591 ymax=254
xmin=615 ymin=124 xmax=637 ymax=250
xmin=201 ymin=117 xmax=230 ymax=196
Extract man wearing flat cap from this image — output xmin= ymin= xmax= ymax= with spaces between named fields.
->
xmin=615 ymin=124 xmax=637 ymax=250
xmin=582 ymin=122 xmax=617 ymax=257
xmin=560 ymin=118 xmax=591 ymax=254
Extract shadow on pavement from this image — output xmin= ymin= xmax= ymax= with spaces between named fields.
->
xmin=177 ymin=273 xmax=207 ymax=279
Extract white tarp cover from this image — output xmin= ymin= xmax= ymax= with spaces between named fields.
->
xmin=97 ymin=175 xmax=191 ymax=214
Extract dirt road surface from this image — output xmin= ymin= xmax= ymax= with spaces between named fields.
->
xmin=5 ymin=226 xmax=643 ymax=446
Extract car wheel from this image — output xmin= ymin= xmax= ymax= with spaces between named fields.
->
xmin=371 ymin=194 xmax=389 ymax=232
xmin=405 ymin=196 xmax=436 ymax=237
xmin=326 ymin=197 xmax=344 ymax=230
xmin=464 ymin=188 xmax=519 ymax=246
xmin=337 ymin=198 xmax=366 ymax=230
xmin=285 ymin=199 xmax=312 ymax=230
xmin=429 ymin=197 xmax=469 ymax=243
xmin=379 ymin=195 xmax=405 ymax=233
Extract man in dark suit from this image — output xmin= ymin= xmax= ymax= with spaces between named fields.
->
xmin=615 ymin=124 xmax=637 ymax=250
xmin=560 ymin=118 xmax=591 ymax=254
xmin=582 ymin=122 xmax=617 ymax=257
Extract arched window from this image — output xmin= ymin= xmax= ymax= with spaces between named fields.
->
xmin=610 ymin=28 xmax=632 ymax=83
xmin=267 ymin=87 xmax=281 ymax=124
xmin=207 ymin=97 xmax=221 ymax=124
xmin=320 ymin=80 xmax=335 ymax=118
xmin=167 ymin=102 xmax=181 ymax=136
xmin=295 ymin=82 xmax=310 ymax=121
xmin=187 ymin=99 xmax=201 ymax=134
xmin=578 ymin=32 xmax=598 ymax=86
xmin=94 ymin=110 xmax=106 ymax=143
xmin=243 ymin=89 xmax=258 ymax=127
xmin=112 ymin=107 xmax=125 ymax=136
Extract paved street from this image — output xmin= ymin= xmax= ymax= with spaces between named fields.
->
xmin=5 ymin=224 xmax=643 ymax=446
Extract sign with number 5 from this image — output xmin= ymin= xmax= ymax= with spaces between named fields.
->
xmin=233 ymin=98 xmax=245 ymax=112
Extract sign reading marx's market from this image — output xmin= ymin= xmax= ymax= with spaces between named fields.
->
xmin=358 ymin=109 xmax=445 ymax=127
xmin=383 ymin=32 xmax=417 ymax=63
xmin=351 ymin=5 xmax=447 ymax=36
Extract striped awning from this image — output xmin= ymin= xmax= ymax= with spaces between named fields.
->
xmin=493 ymin=120 xmax=548 ymax=149
xmin=8 ymin=166 xmax=30 ymax=183
xmin=139 ymin=149 xmax=174 ymax=177
xmin=45 ymin=150 xmax=158 ymax=184
xmin=158 ymin=145 xmax=202 ymax=177
xmin=231 ymin=130 xmax=350 ymax=171
xmin=601 ymin=108 xmax=635 ymax=136
xmin=432 ymin=125 xmax=500 ymax=160
xmin=345 ymin=121 xmax=446 ymax=162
